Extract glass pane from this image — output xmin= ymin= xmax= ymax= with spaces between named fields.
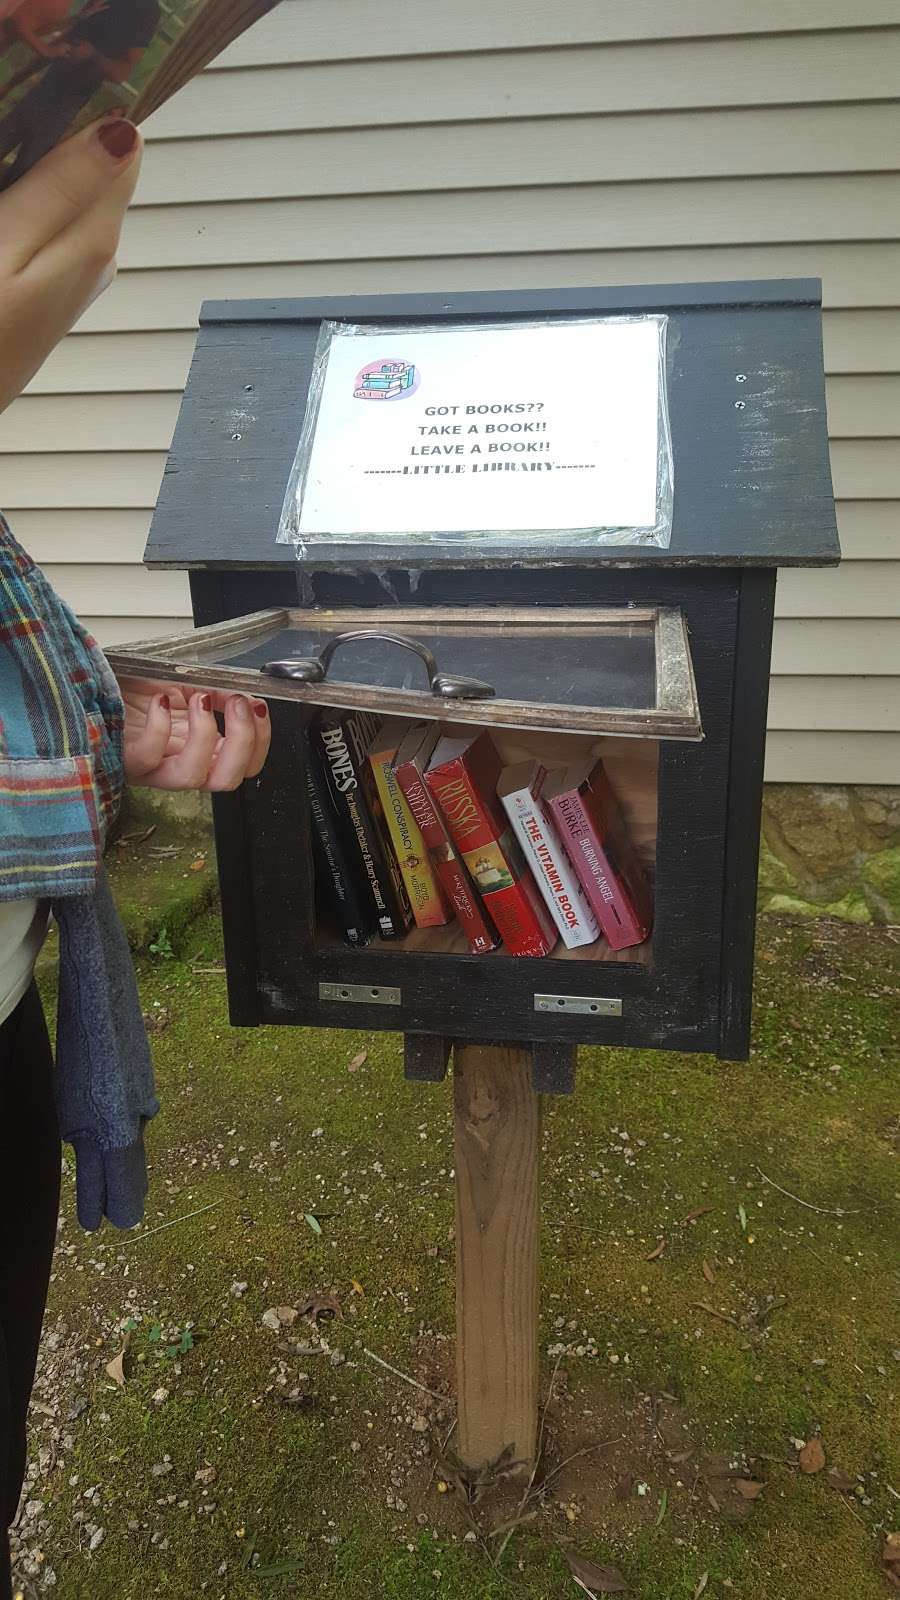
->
xmin=210 ymin=614 xmax=657 ymax=714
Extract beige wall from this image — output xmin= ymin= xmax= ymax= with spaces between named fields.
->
xmin=2 ymin=0 xmax=898 ymax=781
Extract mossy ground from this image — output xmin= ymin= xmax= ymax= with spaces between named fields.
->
xmin=20 ymin=894 xmax=900 ymax=1600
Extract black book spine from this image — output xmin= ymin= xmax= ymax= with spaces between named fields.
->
xmin=312 ymin=712 xmax=412 ymax=940
xmin=305 ymin=745 xmax=374 ymax=946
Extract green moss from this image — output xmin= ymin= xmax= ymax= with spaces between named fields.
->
xmin=767 ymin=889 xmax=872 ymax=924
xmin=860 ymin=844 xmax=900 ymax=923
xmin=757 ymin=836 xmax=798 ymax=896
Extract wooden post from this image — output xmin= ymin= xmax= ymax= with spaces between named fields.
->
xmin=453 ymin=1043 xmax=541 ymax=1473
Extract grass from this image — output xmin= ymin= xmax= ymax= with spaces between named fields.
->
xmin=18 ymin=907 xmax=900 ymax=1599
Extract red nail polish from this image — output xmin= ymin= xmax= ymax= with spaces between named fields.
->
xmin=97 ymin=119 xmax=138 ymax=160
xmin=253 ymin=702 xmax=268 ymax=719
xmin=200 ymin=693 xmax=212 ymax=713
xmin=158 ymin=693 xmax=170 ymax=711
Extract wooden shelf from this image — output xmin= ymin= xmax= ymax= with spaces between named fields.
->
xmin=316 ymin=921 xmax=652 ymax=968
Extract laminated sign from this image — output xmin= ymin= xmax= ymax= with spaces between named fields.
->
xmin=278 ymin=317 xmax=673 ymax=553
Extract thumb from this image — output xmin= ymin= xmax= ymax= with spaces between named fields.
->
xmin=2 ymin=116 xmax=142 ymax=274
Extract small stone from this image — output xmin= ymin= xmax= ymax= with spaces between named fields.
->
xmin=151 ymin=1388 xmax=170 ymax=1406
xmin=195 ymin=1466 xmax=218 ymax=1485
xmin=411 ymin=1415 xmax=429 ymax=1433
xmin=262 ymin=1306 xmax=297 ymax=1331
xmin=88 ymin=1528 xmax=105 ymax=1552
xmin=230 ymin=1282 xmax=248 ymax=1298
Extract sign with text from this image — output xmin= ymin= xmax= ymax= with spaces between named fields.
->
xmin=279 ymin=317 xmax=672 ymax=550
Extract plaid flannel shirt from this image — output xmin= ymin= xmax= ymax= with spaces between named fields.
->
xmin=0 ymin=513 xmax=124 ymax=898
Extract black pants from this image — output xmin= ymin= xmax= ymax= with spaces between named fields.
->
xmin=0 ymin=986 xmax=60 ymax=1600
xmin=0 ymin=64 xmax=98 ymax=191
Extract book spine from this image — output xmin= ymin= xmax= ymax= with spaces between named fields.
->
xmin=369 ymin=751 xmax=449 ymax=928
xmin=312 ymin=714 xmax=411 ymax=940
xmin=500 ymin=782 xmax=600 ymax=949
xmin=427 ymin=756 xmax=557 ymax=957
xmin=547 ymin=788 xmax=648 ymax=950
xmin=304 ymin=756 xmax=373 ymax=947
xmin=395 ymin=763 xmax=499 ymax=953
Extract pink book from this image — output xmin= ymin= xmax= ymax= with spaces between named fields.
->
xmin=541 ymin=758 xmax=652 ymax=951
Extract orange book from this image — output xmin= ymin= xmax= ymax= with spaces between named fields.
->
xmin=368 ymin=719 xmax=450 ymax=929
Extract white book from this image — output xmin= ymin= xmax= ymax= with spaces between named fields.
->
xmin=497 ymin=761 xmax=600 ymax=950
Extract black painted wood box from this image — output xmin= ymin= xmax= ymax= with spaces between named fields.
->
xmin=108 ymin=281 xmax=838 ymax=1071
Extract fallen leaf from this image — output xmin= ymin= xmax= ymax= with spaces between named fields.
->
xmin=654 ymin=1489 xmax=668 ymax=1527
xmin=798 ymin=1437 xmax=826 ymax=1474
xmin=304 ymin=1213 xmax=323 ymax=1236
xmin=735 ymin=1479 xmax=765 ymax=1500
xmin=825 ymin=1468 xmax=857 ymax=1494
xmin=347 ymin=1050 xmax=368 ymax=1072
xmin=883 ymin=1534 xmax=900 ymax=1590
xmin=702 ymin=1260 xmax=716 ymax=1285
xmin=738 ymin=1204 xmax=748 ymax=1232
xmin=645 ymin=1239 xmax=666 ymax=1261
xmin=682 ymin=1205 xmax=715 ymax=1224
xmin=277 ymin=1391 xmax=318 ymax=1412
xmin=189 ymin=856 xmax=206 ymax=872
xmin=105 ymin=1345 xmax=128 ymax=1389
xmin=693 ymin=1575 xmax=709 ymax=1600
xmin=194 ymin=1465 xmax=218 ymax=1485
xmin=351 ymin=1279 xmax=365 ymax=1296
xmin=298 ymin=1292 xmax=342 ymax=1324
xmin=565 ymin=1552 xmax=628 ymax=1594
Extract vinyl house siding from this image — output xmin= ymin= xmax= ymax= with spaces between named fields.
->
xmin=2 ymin=0 xmax=898 ymax=782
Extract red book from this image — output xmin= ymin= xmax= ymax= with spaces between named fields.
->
xmin=394 ymin=724 xmax=500 ymax=955
xmin=541 ymin=758 xmax=652 ymax=951
xmin=425 ymin=731 xmax=558 ymax=958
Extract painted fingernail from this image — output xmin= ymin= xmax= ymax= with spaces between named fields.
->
xmin=253 ymin=701 xmax=268 ymax=719
xmin=158 ymin=693 xmax=170 ymax=711
xmin=200 ymin=693 xmax=212 ymax=712
xmin=97 ymin=118 xmax=138 ymax=160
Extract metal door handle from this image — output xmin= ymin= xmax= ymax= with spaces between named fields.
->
xmin=263 ymin=628 xmax=496 ymax=701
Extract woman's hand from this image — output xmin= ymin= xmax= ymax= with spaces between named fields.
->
xmin=0 ymin=115 xmax=141 ymax=413
xmin=119 ymin=680 xmax=271 ymax=793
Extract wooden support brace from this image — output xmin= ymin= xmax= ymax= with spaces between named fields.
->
xmin=453 ymin=1043 xmax=541 ymax=1474
xmin=403 ymin=1033 xmax=451 ymax=1083
xmin=531 ymin=1040 xmax=577 ymax=1095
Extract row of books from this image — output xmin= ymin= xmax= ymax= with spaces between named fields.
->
xmin=306 ymin=712 xmax=652 ymax=958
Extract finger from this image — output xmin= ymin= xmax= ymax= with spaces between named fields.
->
xmin=3 ymin=116 xmax=142 ymax=274
xmin=26 ymin=141 xmax=142 ymax=329
xmin=205 ymin=696 xmax=258 ymax=792
xmin=117 ymin=676 xmax=191 ymax=713
xmin=123 ymin=691 xmax=172 ymax=780
xmin=147 ymin=690 xmax=219 ymax=790
xmin=245 ymin=700 xmax=271 ymax=779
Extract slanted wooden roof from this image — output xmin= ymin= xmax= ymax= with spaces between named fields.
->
xmin=145 ymin=280 xmax=838 ymax=570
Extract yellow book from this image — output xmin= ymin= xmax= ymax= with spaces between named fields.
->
xmin=368 ymin=721 xmax=450 ymax=929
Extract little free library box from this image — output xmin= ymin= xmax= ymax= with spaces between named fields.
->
xmin=109 ymin=280 xmax=838 ymax=1470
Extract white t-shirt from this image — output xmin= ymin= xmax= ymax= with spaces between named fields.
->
xmin=0 ymin=899 xmax=48 ymax=1027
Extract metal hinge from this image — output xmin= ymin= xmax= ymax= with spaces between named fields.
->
xmin=319 ymin=981 xmax=401 ymax=1007
xmin=534 ymin=993 xmax=622 ymax=1017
